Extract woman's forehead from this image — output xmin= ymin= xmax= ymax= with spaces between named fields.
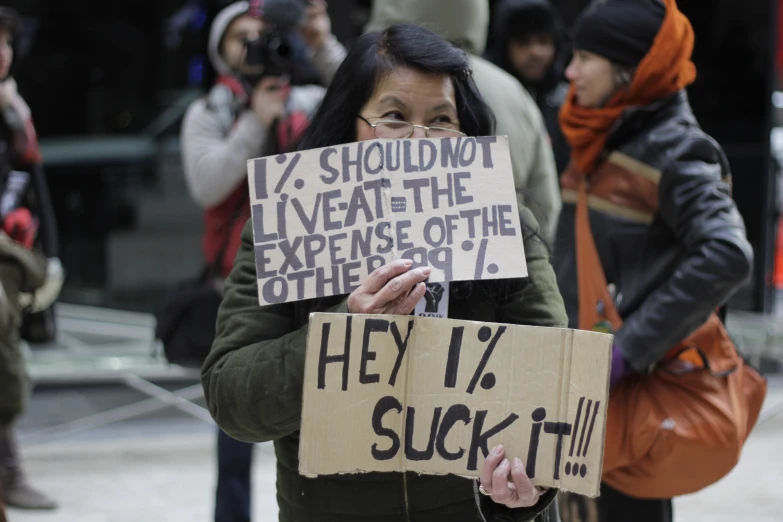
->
xmin=371 ymin=67 xmax=456 ymax=107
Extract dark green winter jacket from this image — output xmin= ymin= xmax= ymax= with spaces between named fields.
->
xmin=202 ymin=207 xmax=568 ymax=522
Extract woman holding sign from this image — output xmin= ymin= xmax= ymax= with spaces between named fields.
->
xmin=202 ymin=23 xmax=568 ymax=522
xmin=554 ymin=1 xmax=757 ymax=521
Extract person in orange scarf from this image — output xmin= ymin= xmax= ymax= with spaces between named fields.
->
xmin=553 ymin=1 xmax=753 ymax=521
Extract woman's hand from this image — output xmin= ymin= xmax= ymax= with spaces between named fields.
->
xmin=347 ymin=259 xmax=429 ymax=315
xmin=251 ymin=77 xmax=288 ymax=126
xmin=480 ymin=445 xmax=544 ymax=509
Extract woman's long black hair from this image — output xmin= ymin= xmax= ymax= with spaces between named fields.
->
xmin=297 ymin=23 xmax=495 ymax=151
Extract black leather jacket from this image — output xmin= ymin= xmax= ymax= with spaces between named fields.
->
xmin=554 ymin=91 xmax=753 ymax=373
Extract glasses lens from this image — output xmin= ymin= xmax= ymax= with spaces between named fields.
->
xmin=428 ymin=127 xmax=464 ymax=138
xmin=374 ymin=121 xmax=413 ymax=139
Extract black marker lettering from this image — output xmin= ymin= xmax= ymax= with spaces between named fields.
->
xmin=342 ymin=142 xmax=364 ymax=183
xmin=319 ymin=148 xmax=339 ymax=184
xmin=363 ymin=179 xmax=385 ymax=219
xmin=292 ymin=194 xmax=322 ymax=235
xmin=428 ymin=248 xmax=453 ymax=282
xmin=360 ymin=319 xmax=388 ymax=384
xmin=468 ymin=411 xmax=520 ymax=471
xmin=544 ymin=421 xmax=573 ymax=480
xmin=253 ymin=158 xmax=268 ymax=199
xmin=350 ymin=227 xmax=373 ymax=260
xmin=344 ymin=185 xmax=374 ymax=227
xmin=482 ymin=205 xmax=499 ymax=237
xmin=431 ymin=173 xmax=453 ymax=209
xmin=317 ymin=316 xmax=351 ymax=391
xmin=453 ymin=172 xmax=473 ymax=205
xmin=527 ymin=407 xmax=547 ymax=478
xmin=405 ymin=406 xmax=441 ymax=461
xmin=322 ymin=190 xmax=343 ymax=232
xmin=569 ymin=398 xmax=585 ymax=458
xmin=444 ymin=327 xmax=464 ymax=388
xmin=375 ymin=222 xmax=393 ymax=254
xmin=371 ymin=396 xmax=402 ymax=460
xmin=436 ymin=404 xmax=471 ymax=460
xmin=341 ymin=261 xmax=362 ymax=293
xmin=419 ymin=140 xmax=437 ymax=171
xmin=276 ymin=198 xmax=288 ymax=239
xmin=315 ymin=265 xmax=340 ymax=297
xmin=278 ymin=237 xmax=304 ymax=275
xmin=262 ymin=276 xmax=288 ymax=304
xmin=252 ymin=203 xmax=278 ymax=243
xmin=583 ymin=401 xmax=601 ymax=457
xmin=396 ymin=220 xmax=414 ymax=250
xmin=441 ymin=137 xmax=461 ymax=168
xmin=328 ymin=233 xmax=348 ymax=265
xmin=303 ymin=234 xmax=326 ymax=269
xmin=475 ymin=136 xmax=496 ymax=168
xmin=402 ymin=247 xmax=427 ymax=269
xmin=577 ymin=400 xmax=592 ymax=457
xmin=459 ymin=209 xmax=481 ymax=239
xmin=364 ymin=142 xmax=384 ymax=175
xmin=287 ymin=269 xmax=314 ymax=301
xmin=385 ymin=140 xmax=401 ymax=172
xmin=445 ymin=214 xmax=460 ymax=245
xmin=403 ymin=141 xmax=419 ymax=173
xmin=424 ymin=217 xmax=446 ymax=248
xmin=388 ymin=320 xmax=414 ymax=387
xmin=498 ymin=205 xmax=516 ymax=236
xmin=254 ymin=243 xmax=277 ymax=278
xmin=402 ymin=178 xmax=429 ymax=213
xmin=459 ymin=137 xmax=476 ymax=167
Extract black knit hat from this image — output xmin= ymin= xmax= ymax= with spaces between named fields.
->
xmin=573 ymin=0 xmax=666 ymax=67
xmin=501 ymin=0 xmax=560 ymax=42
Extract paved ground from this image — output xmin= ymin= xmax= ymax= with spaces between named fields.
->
xmin=6 ymin=378 xmax=783 ymax=522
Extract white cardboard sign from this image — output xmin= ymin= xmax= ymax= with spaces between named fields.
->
xmin=247 ymin=136 xmax=526 ymax=306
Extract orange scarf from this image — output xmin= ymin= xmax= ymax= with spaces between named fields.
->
xmin=559 ymin=0 xmax=697 ymax=174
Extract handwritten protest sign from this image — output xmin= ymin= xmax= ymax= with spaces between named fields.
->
xmin=247 ymin=137 xmax=526 ymax=306
xmin=299 ymin=314 xmax=613 ymax=497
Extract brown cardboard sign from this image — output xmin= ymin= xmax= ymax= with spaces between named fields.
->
xmin=299 ymin=314 xmax=613 ymax=497
xmin=247 ymin=137 xmax=526 ymax=306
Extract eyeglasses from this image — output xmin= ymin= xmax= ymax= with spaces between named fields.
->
xmin=357 ymin=115 xmax=466 ymax=139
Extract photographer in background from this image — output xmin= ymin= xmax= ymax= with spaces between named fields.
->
xmin=180 ymin=2 xmax=343 ymax=521
xmin=0 ymin=7 xmax=60 ymax=512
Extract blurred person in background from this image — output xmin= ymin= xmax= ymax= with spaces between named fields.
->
xmin=363 ymin=0 xmax=562 ymax=243
xmin=554 ymin=0 xmax=753 ymax=520
xmin=180 ymin=1 xmax=342 ymax=521
xmin=0 ymin=6 xmax=60 ymax=512
xmin=485 ymin=0 xmax=570 ymax=174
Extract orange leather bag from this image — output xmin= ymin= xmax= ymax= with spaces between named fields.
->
xmin=575 ymin=178 xmax=767 ymax=499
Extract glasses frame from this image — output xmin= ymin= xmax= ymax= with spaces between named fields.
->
xmin=357 ymin=115 xmax=466 ymax=139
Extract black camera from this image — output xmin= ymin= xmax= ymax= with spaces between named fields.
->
xmin=243 ymin=0 xmax=307 ymax=82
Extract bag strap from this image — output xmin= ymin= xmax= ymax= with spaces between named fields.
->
xmin=575 ymin=176 xmax=623 ymax=332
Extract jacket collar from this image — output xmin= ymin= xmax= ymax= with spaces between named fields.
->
xmin=606 ymin=90 xmax=695 ymax=150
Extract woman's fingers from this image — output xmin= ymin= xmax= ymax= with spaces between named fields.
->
xmin=373 ymin=266 xmax=431 ymax=308
xmin=490 ymin=458 xmax=514 ymax=504
xmin=509 ymin=457 xmax=541 ymax=507
xmin=480 ymin=444 xmax=505 ymax=491
xmin=393 ymin=282 xmax=426 ymax=315
xmin=362 ymin=259 xmax=414 ymax=295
